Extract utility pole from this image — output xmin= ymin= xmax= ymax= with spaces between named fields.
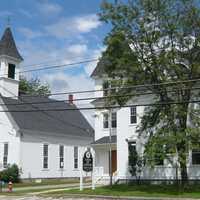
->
xmin=108 ymin=108 xmax=113 ymax=186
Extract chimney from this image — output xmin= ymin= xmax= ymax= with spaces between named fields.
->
xmin=68 ymin=94 xmax=73 ymax=104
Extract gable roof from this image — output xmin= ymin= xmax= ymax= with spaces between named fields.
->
xmin=0 ymin=27 xmax=23 ymax=61
xmin=91 ymin=135 xmax=116 ymax=145
xmin=1 ymin=96 xmax=94 ymax=139
xmin=91 ymin=58 xmax=110 ymax=78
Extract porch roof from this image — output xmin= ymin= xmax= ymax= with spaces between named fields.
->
xmin=91 ymin=135 xmax=116 ymax=145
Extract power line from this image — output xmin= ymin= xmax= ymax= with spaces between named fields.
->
xmin=21 ymin=56 xmax=98 ymax=69
xmin=0 ymin=58 xmax=98 ymax=77
xmin=19 ymin=96 xmax=91 ymax=133
xmin=8 ymin=77 xmax=200 ymax=99
xmin=20 ymin=58 xmax=99 ymax=74
xmin=1 ymin=86 xmax=200 ymax=107
xmin=0 ymin=99 xmax=200 ymax=113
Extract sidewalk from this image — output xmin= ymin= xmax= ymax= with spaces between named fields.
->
xmin=2 ymin=182 xmax=91 ymax=192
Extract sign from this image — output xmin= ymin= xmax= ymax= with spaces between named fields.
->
xmin=83 ymin=149 xmax=93 ymax=172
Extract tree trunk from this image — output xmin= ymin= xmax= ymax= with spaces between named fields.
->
xmin=177 ymin=140 xmax=188 ymax=185
xmin=180 ymin=161 xmax=188 ymax=185
xmin=177 ymin=101 xmax=190 ymax=185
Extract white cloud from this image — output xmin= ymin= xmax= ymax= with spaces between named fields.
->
xmin=19 ymin=40 xmax=93 ymax=69
xmin=68 ymin=44 xmax=88 ymax=55
xmin=37 ymin=1 xmax=62 ymax=16
xmin=18 ymin=27 xmax=44 ymax=39
xmin=42 ymin=72 xmax=93 ymax=95
xmin=75 ymin=15 xmax=102 ymax=32
xmin=16 ymin=12 xmax=103 ymax=126
xmin=45 ymin=14 xmax=101 ymax=39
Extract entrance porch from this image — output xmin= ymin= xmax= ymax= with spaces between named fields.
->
xmin=91 ymin=135 xmax=117 ymax=184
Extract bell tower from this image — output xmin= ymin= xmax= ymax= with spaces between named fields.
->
xmin=0 ymin=27 xmax=23 ymax=98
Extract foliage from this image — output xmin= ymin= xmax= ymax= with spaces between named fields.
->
xmin=129 ymin=144 xmax=144 ymax=181
xmin=0 ymin=164 xmax=20 ymax=183
xmin=19 ymin=76 xmax=50 ymax=96
xmin=99 ymin=0 xmax=200 ymax=182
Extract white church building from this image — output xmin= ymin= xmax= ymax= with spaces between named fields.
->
xmin=91 ymin=58 xmax=200 ymax=182
xmin=0 ymin=27 xmax=94 ymax=180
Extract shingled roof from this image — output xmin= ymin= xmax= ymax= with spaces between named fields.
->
xmin=0 ymin=27 xmax=23 ymax=61
xmin=2 ymin=95 xmax=94 ymax=139
xmin=91 ymin=58 xmax=110 ymax=77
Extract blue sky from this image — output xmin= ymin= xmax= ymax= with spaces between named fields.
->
xmin=0 ymin=0 xmax=111 ymax=124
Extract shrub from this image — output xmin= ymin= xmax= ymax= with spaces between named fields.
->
xmin=0 ymin=164 xmax=20 ymax=183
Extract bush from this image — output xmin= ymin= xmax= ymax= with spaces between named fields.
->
xmin=0 ymin=164 xmax=20 ymax=183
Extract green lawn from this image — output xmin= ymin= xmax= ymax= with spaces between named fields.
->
xmin=45 ymin=184 xmax=200 ymax=199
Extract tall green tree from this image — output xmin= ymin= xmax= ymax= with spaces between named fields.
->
xmin=19 ymin=76 xmax=50 ymax=96
xmin=100 ymin=0 xmax=200 ymax=182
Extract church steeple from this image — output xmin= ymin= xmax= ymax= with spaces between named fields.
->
xmin=0 ymin=27 xmax=23 ymax=98
xmin=0 ymin=27 xmax=23 ymax=61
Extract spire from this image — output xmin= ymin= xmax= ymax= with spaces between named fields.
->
xmin=6 ymin=16 xmax=11 ymax=27
xmin=0 ymin=27 xmax=23 ymax=61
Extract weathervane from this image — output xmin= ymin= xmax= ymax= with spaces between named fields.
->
xmin=6 ymin=16 xmax=11 ymax=27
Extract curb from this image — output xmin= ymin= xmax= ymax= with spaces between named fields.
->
xmin=47 ymin=194 xmax=199 ymax=200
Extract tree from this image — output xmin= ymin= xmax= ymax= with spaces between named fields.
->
xmin=100 ymin=0 xmax=200 ymax=183
xmin=0 ymin=164 xmax=20 ymax=183
xmin=19 ymin=76 xmax=50 ymax=96
xmin=129 ymin=145 xmax=144 ymax=183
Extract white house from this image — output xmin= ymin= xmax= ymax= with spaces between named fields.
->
xmin=0 ymin=26 xmax=94 ymax=180
xmin=91 ymin=58 xmax=200 ymax=183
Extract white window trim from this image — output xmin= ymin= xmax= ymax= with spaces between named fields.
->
xmin=3 ymin=142 xmax=8 ymax=168
xmin=74 ymin=146 xmax=79 ymax=170
xmin=43 ymin=143 xmax=49 ymax=170
xmin=59 ymin=145 xmax=65 ymax=169
xmin=130 ymin=107 xmax=137 ymax=125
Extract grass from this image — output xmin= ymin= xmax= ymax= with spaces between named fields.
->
xmin=44 ymin=184 xmax=200 ymax=199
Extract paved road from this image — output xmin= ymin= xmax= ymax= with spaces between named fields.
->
xmin=0 ymin=197 xmax=103 ymax=200
xmin=0 ymin=196 xmax=196 ymax=200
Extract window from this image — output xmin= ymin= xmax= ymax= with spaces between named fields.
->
xmin=130 ymin=107 xmax=137 ymax=124
xmin=43 ymin=144 xmax=48 ymax=169
xmin=3 ymin=143 xmax=8 ymax=168
xmin=8 ymin=63 xmax=15 ymax=79
xmin=128 ymin=142 xmax=137 ymax=171
xmin=74 ymin=146 xmax=78 ymax=169
xmin=111 ymin=112 xmax=117 ymax=128
xmin=103 ymin=113 xmax=109 ymax=129
xmin=59 ymin=145 xmax=64 ymax=169
xmin=103 ymin=112 xmax=117 ymax=128
xmin=103 ymin=81 xmax=117 ymax=96
xmin=103 ymin=81 xmax=109 ymax=96
xmin=192 ymin=149 xmax=200 ymax=165
xmin=128 ymin=142 xmax=136 ymax=155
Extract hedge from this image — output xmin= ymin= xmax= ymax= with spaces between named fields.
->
xmin=0 ymin=164 xmax=20 ymax=183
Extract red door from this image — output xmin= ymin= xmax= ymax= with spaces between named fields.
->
xmin=112 ymin=150 xmax=117 ymax=173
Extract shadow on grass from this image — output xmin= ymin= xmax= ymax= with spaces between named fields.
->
xmin=99 ymin=184 xmax=200 ymax=196
xmin=52 ymin=184 xmax=200 ymax=198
